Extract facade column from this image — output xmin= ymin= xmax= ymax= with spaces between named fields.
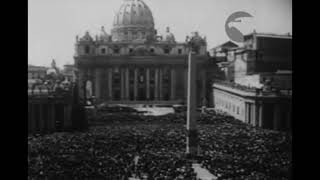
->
xmin=108 ymin=68 xmax=113 ymax=101
xmin=258 ymin=102 xmax=264 ymax=128
xmin=273 ymin=104 xmax=280 ymax=130
xmin=154 ymin=68 xmax=159 ymax=100
xmin=95 ymin=68 xmax=102 ymax=100
xmin=159 ymin=67 xmax=163 ymax=100
xmin=134 ymin=68 xmax=138 ymax=100
xmin=245 ymin=103 xmax=249 ymax=123
xmin=146 ymin=68 xmax=150 ymax=100
xmin=120 ymin=68 xmax=125 ymax=100
xmin=253 ymin=103 xmax=258 ymax=127
xmin=125 ymin=68 xmax=130 ymax=100
xmin=201 ymin=70 xmax=206 ymax=100
xmin=88 ymin=68 xmax=94 ymax=98
xmin=248 ymin=103 xmax=252 ymax=125
xmin=78 ymin=69 xmax=85 ymax=99
xmin=170 ymin=68 xmax=176 ymax=100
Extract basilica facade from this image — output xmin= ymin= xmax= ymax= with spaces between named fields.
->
xmin=74 ymin=0 xmax=215 ymax=105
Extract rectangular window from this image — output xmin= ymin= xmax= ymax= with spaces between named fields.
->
xmin=178 ymin=49 xmax=182 ymax=54
xmin=85 ymin=46 xmax=90 ymax=54
xmin=114 ymin=48 xmax=120 ymax=54
xmin=101 ymin=48 xmax=106 ymax=54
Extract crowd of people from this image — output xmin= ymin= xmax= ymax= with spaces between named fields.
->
xmin=28 ymin=108 xmax=291 ymax=180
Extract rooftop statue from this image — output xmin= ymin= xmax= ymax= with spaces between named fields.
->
xmin=51 ymin=59 xmax=56 ymax=68
xmin=164 ymin=27 xmax=176 ymax=43
xmin=47 ymin=59 xmax=60 ymax=76
xmin=99 ymin=26 xmax=110 ymax=42
xmin=188 ymin=32 xmax=206 ymax=53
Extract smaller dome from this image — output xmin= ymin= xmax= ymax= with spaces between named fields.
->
xmin=163 ymin=27 xmax=175 ymax=43
xmin=80 ymin=31 xmax=93 ymax=41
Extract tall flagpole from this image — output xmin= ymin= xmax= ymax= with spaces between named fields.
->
xmin=186 ymin=48 xmax=198 ymax=157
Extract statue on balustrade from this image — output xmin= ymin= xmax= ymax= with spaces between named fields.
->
xmin=163 ymin=27 xmax=176 ymax=43
xmin=98 ymin=26 xmax=110 ymax=42
xmin=187 ymin=31 xmax=206 ymax=53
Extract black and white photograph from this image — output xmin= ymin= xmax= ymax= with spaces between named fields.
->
xmin=28 ymin=0 xmax=292 ymax=179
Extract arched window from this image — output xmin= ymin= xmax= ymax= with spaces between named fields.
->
xmin=101 ymin=48 xmax=106 ymax=54
xmin=164 ymin=48 xmax=170 ymax=54
xmin=113 ymin=47 xmax=120 ymax=54
xmin=85 ymin=46 xmax=90 ymax=54
xmin=132 ymin=32 xmax=137 ymax=39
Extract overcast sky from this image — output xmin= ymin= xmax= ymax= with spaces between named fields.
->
xmin=28 ymin=0 xmax=292 ymax=68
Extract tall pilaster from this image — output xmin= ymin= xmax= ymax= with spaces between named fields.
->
xmin=154 ymin=68 xmax=159 ymax=100
xmin=253 ymin=103 xmax=258 ymax=127
xmin=78 ymin=69 xmax=85 ymax=99
xmin=245 ymin=103 xmax=250 ymax=123
xmin=170 ymin=68 xmax=176 ymax=100
xmin=120 ymin=68 xmax=125 ymax=100
xmin=95 ymin=68 xmax=102 ymax=100
xmin=125 ymin=68 xmax=130 ymax=100
xmin=108 ymin=68 xmax=113 ymax=101
xmin=159 ymin=67 xmax=163 ymax=100
xmin=146 ymin=68 xmax=150 ymax=100
xmin=134 ymin=68 xmax=138 ymax=100
xmin=201 ymin=70 xmax=206 ymax=100
xmin=258 ymin=102 xmax=264 ymax=128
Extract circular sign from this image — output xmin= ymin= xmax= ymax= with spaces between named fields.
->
xmin=225 ymin=11 xmax=253 ymax=43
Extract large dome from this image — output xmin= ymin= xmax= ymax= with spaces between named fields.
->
xmin=113 ymin=0 xmax=154 ymax=28
xmin=111 ymin=0 xmax=156 ymax=42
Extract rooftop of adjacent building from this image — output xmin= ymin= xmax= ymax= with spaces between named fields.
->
xmin=28 ymin=65 xmax=48 ymax=71
xmin=244 ymin=31 xmax=292 ymax=39
xmin=213 ymin=80 xmax=292 ymax=98
xmin=210 ymin=31 xmax=292 ymax=53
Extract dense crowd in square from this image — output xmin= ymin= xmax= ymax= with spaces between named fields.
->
xmin=28 ymin=108 xmax=291 ymax=180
